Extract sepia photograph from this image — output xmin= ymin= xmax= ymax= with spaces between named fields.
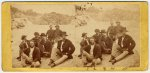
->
xmin=11 ymin=2 xmax=140 ymax=68
xmin=2 ymin=1 xmax=148 ymax=71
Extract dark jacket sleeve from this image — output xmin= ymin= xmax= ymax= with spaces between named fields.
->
xmin=33 ymin=48 xmax=41 ymax=62
xmin=67 ymin=41 xmax=75 ymax=55
xmin=128 ymin=36 xmax=136 ymax=52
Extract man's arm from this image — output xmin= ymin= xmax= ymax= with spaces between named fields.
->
xmin=67 ymin=41 xmax=75 ymax=55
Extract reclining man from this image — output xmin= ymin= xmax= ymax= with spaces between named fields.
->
xmin=48 ymin=31 xmax=75 ymax=67
xmin=109 ymin=27 xmax=136 ymax=65
xmin=21 ymin=41 xmax=41 ymax=68
xmin=82 ymin=37 xmax=102 ymax=67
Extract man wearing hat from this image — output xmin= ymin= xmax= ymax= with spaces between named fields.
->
xmin=17 ymin=35 xmax=30 ymax=61
xmin=46 ymin=25 xmax=55 ymax=42
xmin=78 ymin=32 xmax=90 ymax=58
xmin=48 ymin=31 xmax=75 ymax=67
xmin=31 ymin=32 xmax=41 ymax=47
xmin=54 ymin=25 xmax=63 ymax=42
xmin=109 ymin=27 xmax=136 ymax=65
xmin=93 ymin=29 xmax=101 ymax=44
xmin=21 ymin=41 xmax=41 ymax=67
xmin=82 ymin=37 xmax=102 ymax=67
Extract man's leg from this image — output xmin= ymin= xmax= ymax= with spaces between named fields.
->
xmin=21 ymin=53 xmax=32 ymax=67
xmin=115 ymin=51 xmax=129 ymax=61
xmin=31 ymin=61 xmax=40 ymax=68
xmin=48 ymin=47 xmax=61 ymax=66
xmin=111 ymin=51 xmax=129 ymax=65
xmin=53 ymin=55 xmax=68 ymax=65
xmin=93 ymin=58 xmax=101 ymax=65
xmin=82 ymin=51 xmax=93 ymax=60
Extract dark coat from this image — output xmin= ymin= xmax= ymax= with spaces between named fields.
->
xmin=57 ymin=39 xmax=75 ymax=59
xmin=93 ymin=34 xmax=101 ymax=44
xmin=31 ymin=37 xmax=41 ymax=47
xmin=83 ymin=44 xmax=102 ymax=59
xmin=23 ymin=47 xmax=41 ymax=63
xmin=54 ymin=29 xmax=62 ymax=39
xmin=118 ymin=34 xmax=136 ymax=54
xmin=46 ymin=29 xmax=55 ymax=40
xmin=80 ymin=38 xmax=90 ymax=47
xmin=19 ymin=40 xmax=30 ymax=50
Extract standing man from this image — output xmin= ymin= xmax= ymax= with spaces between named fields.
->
xmin=78 ymin=32 xmax=90 ymax=58
xmin=54 ymin=25 xmax=63 ymax=42
xmin=107 ymin=22 xmax=116 ymax=40
xmin=17 ymin=35 xmax=30 ymax=61
xmin=48 ymin=32 xmax=75 ymax=67
xmin=21 ymin=41 xmax=41 ymax=67
xmin=115 ymin=21 xmax=124 ymax=34
xmin=46 ymin=25 xmax=55 ymax=42
xmin=109 ymin=27 xmax=136 ymax=65
xmin=82 ymin=37 xmax=102 ymax=66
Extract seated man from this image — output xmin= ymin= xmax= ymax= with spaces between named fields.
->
xmin=100 ymin=29 xmax=113 ymax=54
xmin=109 ymin=27 xmax=136 ymax=65
xmin=17 ymin=35 xmax=30 ymax=61
xmin=82 ymin=37 xmax=102 ymax=67
xmin=31 ymin=32 xmax=41 ymax=47
xmin=78 ymin=32 xmax=90 ymax=58
xmin=48 ymin=31 xmax=75 ymax=67
xmin=21 ymin=41 xmax=41 ymax=68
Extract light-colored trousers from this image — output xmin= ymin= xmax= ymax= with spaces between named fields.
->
xmin=21 ymin=53 xmax=40 ymax=67
xmin=111 ymin=42 xmax=129 ymax=61
xmin=82 ymin=51 xmax=101 ymax=65
xmin=50 ymin=45 xmax=68 ymax=65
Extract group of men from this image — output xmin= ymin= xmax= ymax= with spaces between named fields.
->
xmin=78 ymin=21 xmax=136 ymax=66
xmin=16 ymin=21 xmax=136 ymax=68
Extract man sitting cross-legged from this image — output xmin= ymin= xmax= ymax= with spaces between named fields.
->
xmin=82 ymin=37 xmax=102 ymax=67
xmin=21 ymin=41 xmax=41 ymax=68
xmin=48 ymin=31 xmax=75 ymax=67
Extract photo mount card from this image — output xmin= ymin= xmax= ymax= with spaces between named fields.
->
xmin=2 ymin=1 xmax=148 ymax=71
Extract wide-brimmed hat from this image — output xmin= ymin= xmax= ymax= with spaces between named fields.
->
xmin=40 ymin=33 xmax=46 ymax=36
xmin=21 ymin=35 xmax=27 ymax=40
xmin=100 ymin=29 xmax=106 ymax=33
xmin=95 ymin=29 xmax=100 ymax=32
xmin=82 ymin=32 xmax=87 ymax=37
xmin=61 ymin=31 xmax=68 ymax=36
